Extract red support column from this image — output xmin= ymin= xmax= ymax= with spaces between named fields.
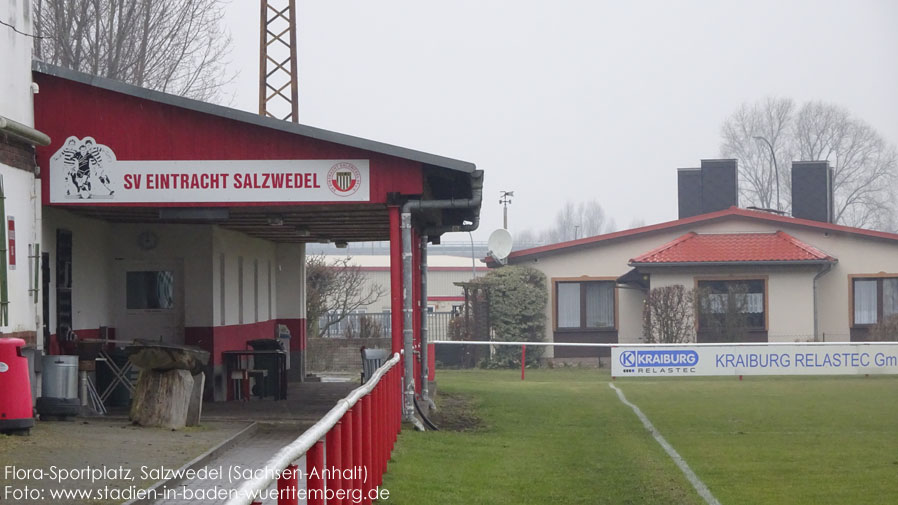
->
xmin=341 ymin=411 xmax=354 ymax=504
xmin=387 ymin=370 xmax=394 ymax=444
xmin=362 ymin=394 xmax=374 ymax=504
xmin=277 ymin=464 xmax=298 ymax=505
xmin=378 ymin=382 xmax=388 ymax=480
xmin=372 ymin=384 xmax=381 ymax=487
xmin=326 ymin=423 xmax=343 ymax=505
xmin=307 ymin=440 xmax=325 ymax=505
xmin=393 ymin=367 xmax=401 ymax=438
xmin=352 ymin=400 xmax=365 ymax=496
xmin=389 ymin=206 xmax=402 ymax=355
xmin=352 ymin=404 xmax=363 ymax=497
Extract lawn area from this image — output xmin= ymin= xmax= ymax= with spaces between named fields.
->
xmin=382 ymin=369 xmax=898 ymax=504
xmin=382 ymin=369 xmax=706 ymax=505
xmin=620 ymin=374 xmax=898 ymax=505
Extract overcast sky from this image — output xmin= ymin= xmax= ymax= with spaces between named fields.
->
xmin=221 ymin=0 xmax=898 ymax=241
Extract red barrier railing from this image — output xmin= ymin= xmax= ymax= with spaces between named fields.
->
xmin=229 ymin=352 xmax=402 ymax=505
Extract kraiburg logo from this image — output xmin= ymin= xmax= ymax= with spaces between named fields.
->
xmin=635 ymin=350 xmax=699 ymax=366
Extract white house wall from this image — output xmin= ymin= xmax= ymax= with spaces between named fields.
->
xmin=646 ymin=265 xmax=819 ymax=342
xmin=212 ymin=226 xmax=277 ymax=328
xmin=1 ymin=167 xmax=41 ymax=341
xmin=0 ymin=0 xmax=41 ymax=347
xmin=688 ymin=216 xmax=898 ymax=339
xmin=517 ymin=214 xmax=898 ymax=356
xmin=356 ymin=267 xmax=483 ymax=313
xmin=517 ymin=228 xmax=688 ymax=357
xmin=42 ymin=207 xmax=114 ymax=339
xmin=109 ymin=223 xmax=214 ymax=328
xmin=0 ymin=0 xmax=34 ymax=125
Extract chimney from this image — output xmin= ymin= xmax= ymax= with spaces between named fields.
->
xmin=677 ymin=168 xmax=703 ymax=219
xmin=700 ymin=159 xmax=739 ymax=214
xmin=791 ymin=161 xmax=833 ymax=223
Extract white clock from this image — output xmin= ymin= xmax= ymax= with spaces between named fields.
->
xmin=137 ymin=231 xmax=159 ymax=250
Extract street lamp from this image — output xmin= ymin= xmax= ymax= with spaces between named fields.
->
xmin=753 ymin=135 xmax=781 ymax=211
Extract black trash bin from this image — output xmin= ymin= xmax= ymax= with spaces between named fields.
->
xmin=246 ymin=339 xmax=285 ymax=399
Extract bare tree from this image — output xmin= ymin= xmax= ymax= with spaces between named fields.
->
xmin=34 ymin=0 xmax=234 ymax=102
xmin=306 ymin=255 xmax=386 ymax=338
xmin=720 ymin=97 xmax=795 ymax=211
xmin=542 ymin=199 xmax=614 ymax=243
xmin=512 ymin=228 xmax=542 ymax=250
xmin=642 ymin=285 xmax=695 ymax=344
xmin=793 ymin=101 xmax=897 ymax=230
xmin=720 ymin=98 xmax=898 ymax=230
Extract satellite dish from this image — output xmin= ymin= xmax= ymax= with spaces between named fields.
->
xmin=487 ymin=229 xmax=514 ymax=265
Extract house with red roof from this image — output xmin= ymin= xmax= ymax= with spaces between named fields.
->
xmin=497 ymin=160 xmax=898 ymax=365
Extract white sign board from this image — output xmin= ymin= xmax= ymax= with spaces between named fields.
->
xmin=612 ymin=344 xmax=898 ymax=377
xmin=49 ymin=137 xmax=370 ymax=204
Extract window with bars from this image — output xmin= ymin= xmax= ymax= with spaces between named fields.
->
xmin=852 ymin=277 xmax=898 ymax=326
xmin=556 ymin=280 xmax=615 ymax=330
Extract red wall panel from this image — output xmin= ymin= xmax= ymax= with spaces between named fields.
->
xmin=32 ymin=74 xmax=424 ymax=206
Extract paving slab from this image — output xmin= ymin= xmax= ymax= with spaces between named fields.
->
xmin=0 ymin=417 xmax=249 ymax=505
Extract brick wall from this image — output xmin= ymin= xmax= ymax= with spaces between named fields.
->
xmin=0 ymin=136 xmax=37 ymax=172
xmin=307 ymin=337 xmax=392 ymax=373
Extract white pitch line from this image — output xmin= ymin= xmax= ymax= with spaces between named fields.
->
xmin=609 ymin=383 xmax=722 ymax=505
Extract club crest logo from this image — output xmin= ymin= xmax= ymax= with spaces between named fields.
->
xmin=50 ymin=136 xmax=117 ymax=200
xmin=327 ymin=161 xmax=362 ymax=197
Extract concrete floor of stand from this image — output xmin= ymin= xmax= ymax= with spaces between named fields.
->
xmin=144 ymin=378 xmax=359 ymax=504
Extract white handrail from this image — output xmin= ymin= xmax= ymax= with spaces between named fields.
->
xmin=225 ymin=352 xmax=401 ymax=505
xmin=432 ymin=340 xmax=898 ymax=347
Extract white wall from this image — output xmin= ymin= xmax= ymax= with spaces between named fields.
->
xmin=347 ymin=267 xmax=482 ymax=313
xmin=0 ymin=0 xmax=35 ymax=125
xmin=212 ymin=227 xmax=278 ymax=326
xmin=0 ymin=0 xmax=40 ymax=346
xmin=647 ymin=265 xmax=818 ymax=343
xmin=42 ymin=207 xmax=114 ymax=336
xmin=109 ymin=223 xmax=213 ymax=328
xmin=518 ymin=214 xmax=898 ymax=351
xmin=275 ymin=243 xmax=304 ymax=320
xmin=0 ymin=170 xmax=41 ymax=338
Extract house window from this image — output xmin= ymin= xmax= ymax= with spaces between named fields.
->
xmin=697 ymin=279 xmax=765 ymax=330
xmin=126 ymin=271 xmax=174 ymax=310
xmin=556 ymin=281 xmax=615 ymax=330
xmin=852 ymin=277 xmax=898 ymax=326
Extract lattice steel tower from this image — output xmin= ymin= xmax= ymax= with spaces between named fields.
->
xmin=259 ymin=0 xmax=299 ymax=122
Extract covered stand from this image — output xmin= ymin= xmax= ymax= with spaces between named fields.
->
xmin=32 ymin=62 xmax=483 ymax=408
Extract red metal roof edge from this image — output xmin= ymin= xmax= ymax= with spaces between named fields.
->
xmin=501 ymin=207 xmax=898 ymax=264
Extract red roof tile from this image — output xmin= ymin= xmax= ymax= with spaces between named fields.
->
xmin=629 ymin=231 xmax=836 ymax=265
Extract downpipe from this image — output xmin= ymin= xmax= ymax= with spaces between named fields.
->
xmin=401 ymin=171 xmax=483 ymax=422
xmin=813 ymin=261 xmax=835 ymax=341
xmin=420 ymin=235 xmax=437 ymax=412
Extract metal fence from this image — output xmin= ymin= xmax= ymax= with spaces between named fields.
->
xmin=319 ymin=311 xmax=457 ymax=341
xmin=226 ymin=353 xmax=402 ymax=505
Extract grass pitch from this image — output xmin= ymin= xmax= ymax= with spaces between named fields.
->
xmin=382 ymin=369 xmax=898 ymax=505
